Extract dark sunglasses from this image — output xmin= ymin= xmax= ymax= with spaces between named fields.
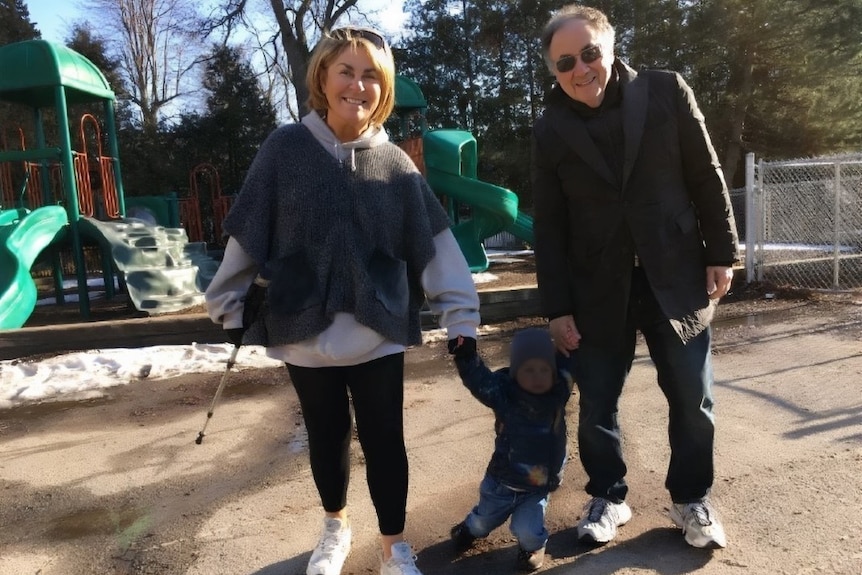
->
xmin=329 ymin=27 xmax=387 ymax=51
xmin=554 ymin=44 xmax=602 ymax=73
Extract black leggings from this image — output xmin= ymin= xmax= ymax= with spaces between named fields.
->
xmin=287 ymin=353 xmax=408 ymax=536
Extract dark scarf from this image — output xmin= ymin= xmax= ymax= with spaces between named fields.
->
xmin=556 ymin=63 xmax=626 ymax=184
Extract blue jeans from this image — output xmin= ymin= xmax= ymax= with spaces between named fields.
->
xmin=463 ymin=474 xmax=550 ymax=552
xmin=573 ymin=268 xmax=716 ymax=503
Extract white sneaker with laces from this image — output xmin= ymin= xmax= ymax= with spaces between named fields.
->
xmin=670 ymin=499 xmax=727 ymax=549
xmin=576 ymin=497 xmax=632 ymax=544
xmin=380 ymin=541 xmax=423 ymax=575
xmin=307 ymin=517 xmax=351 ymax=575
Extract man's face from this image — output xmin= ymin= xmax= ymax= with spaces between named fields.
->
xmin=548 ymin=18 xmax=614 ymax=108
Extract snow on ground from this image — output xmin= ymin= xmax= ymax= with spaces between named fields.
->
xmin=0 ymin=343 xmax=283 ymax=410
xmin=0 ymin=324 xmax=513 ymax=410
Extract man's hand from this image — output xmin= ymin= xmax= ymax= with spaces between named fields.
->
xmin=549 ymin=315 xmax=581 ymax=356
xmin=706 ymin=266 xmax=734 ymax=300
xmin=448 ymin=335 xmax=477 ymax=359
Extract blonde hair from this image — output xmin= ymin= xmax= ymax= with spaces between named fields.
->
xmin=540 ymin=5 xmax=615 ymax=72
xmin=305 ymin=28 xmax=396 ymax=127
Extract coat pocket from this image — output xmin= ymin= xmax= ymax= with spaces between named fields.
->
xmin=368 ymin=250 xmax=409 ymax=317
xmin=266 ymin=251 xmax=322 ymax=315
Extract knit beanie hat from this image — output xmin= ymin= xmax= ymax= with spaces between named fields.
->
xmin=510 ymin=328 xmax=556 ymax=376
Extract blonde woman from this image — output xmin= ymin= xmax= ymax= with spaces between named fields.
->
xmin=206 ymin=27 xmax=480 ymax=575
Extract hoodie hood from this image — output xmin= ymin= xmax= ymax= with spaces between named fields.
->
xmin=301 ymin=110 xmax=390 ymax=171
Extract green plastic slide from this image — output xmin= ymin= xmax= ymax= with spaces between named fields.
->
xmin=423 ymin=129 xmax=522 ymax=272
xmin=0 ymin=206 xmax=68 ymax=330
xmin=506 ymin=210 xmax=535 ymax=246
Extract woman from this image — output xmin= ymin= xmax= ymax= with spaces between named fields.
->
xmin=205 ymin=26 xmax=480 ymax=575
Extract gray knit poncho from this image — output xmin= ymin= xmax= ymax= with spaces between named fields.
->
xmin=222 ymin=123 xmax=451 ymax=347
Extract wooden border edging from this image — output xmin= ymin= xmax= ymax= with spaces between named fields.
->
xmin=1 ymin=287 xmax=543 ymax=360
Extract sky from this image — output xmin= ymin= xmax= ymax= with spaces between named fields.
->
xmin=0 ymin=266 xmax=514 ymax=410
xmin=24 ymin=0 xmax=75 ymax=44
xmin=24 ymin=0 xmax=410 ymax=121
xmin=25 ymin=0 xmax=410 ymax=45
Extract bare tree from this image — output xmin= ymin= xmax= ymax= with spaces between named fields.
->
xmin=85 ymin=0 xmax=206 ymax=132
xmin=207 ymin=0 xmax=364 ymax=119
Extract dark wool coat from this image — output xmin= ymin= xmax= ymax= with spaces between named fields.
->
xmin=531 ymin=60 xmax=739 ymax=345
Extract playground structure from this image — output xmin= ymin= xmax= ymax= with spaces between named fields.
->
xmin=181 ymin=162 xmax=234 ymax=245
xmin=0 ymin=41 xmax=533 ymax=330
xmin=391 ymin=76 xmax=534 ymax=272
xmin=0 ymin=40 xmax=219 ymax=330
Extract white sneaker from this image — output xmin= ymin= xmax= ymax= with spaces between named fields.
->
xmin=307 ymin=517 xmax=351 ymax=575
xmin=380 ymin=541 xmax=423 ymax=575
xmin=670 ymin=499 xmax=727 ymax=549
xmin=576 ymin=497 xmax=632 ymax=544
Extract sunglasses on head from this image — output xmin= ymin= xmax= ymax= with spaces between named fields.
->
xmin=554 ymin=44 xmax=602 ymax=73
xmin=329 ymin=27 xmax=387 ymax=51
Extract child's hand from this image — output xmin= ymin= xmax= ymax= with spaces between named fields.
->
xmin=447 ymin=335 xmax=477 ymax=359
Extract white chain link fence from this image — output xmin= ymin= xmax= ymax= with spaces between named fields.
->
xmin=743 ymin=152 xmax=862 ymax=291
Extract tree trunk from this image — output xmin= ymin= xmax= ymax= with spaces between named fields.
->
xmin=721 ymin=53 xmax=754 ymax=187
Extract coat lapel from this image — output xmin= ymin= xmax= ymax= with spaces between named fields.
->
xmin=621 ymin=65 xmax=648 ymax=190
xmin=545 ymin=96 xmax=617 ymax=187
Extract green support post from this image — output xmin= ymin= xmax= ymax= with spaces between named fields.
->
xmin=55 ymin=86 xmax=90 ymax=319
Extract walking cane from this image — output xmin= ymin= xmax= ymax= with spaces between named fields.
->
xmin=195 ymin=344 xmax=240 ymax=445
xmin=194 ymin=270 xmax=270 ymax=445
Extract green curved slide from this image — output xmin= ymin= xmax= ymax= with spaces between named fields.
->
xmin=423 ymin=129 xmax=533 ymax=272
xmin=0 ymin=206 xmax=68 ymax=330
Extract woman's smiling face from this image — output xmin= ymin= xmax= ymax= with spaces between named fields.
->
xmin=322 ymin=45 xmax=382 ymax=141
xmin=548 ymin=18 xmax=614 ymax=109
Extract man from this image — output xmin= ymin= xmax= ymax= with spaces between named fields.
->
xmin=531 ymin=5 xmax=739 ymax=550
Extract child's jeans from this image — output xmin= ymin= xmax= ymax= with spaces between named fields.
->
xmin=463 ymin=474 xmax=550 ymax=552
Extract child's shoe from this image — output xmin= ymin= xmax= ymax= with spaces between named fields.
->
xmin=449 ymin=521 xmax=477 ymax=554
xmin=516 ymin=546 xmax=545 ymax=572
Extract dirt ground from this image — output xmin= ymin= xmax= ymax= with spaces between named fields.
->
xmin=2 ymin=260 xmax=862 ymax=575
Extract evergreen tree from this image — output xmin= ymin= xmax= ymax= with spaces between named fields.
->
xmin=684 ymin=0 xmax=862 ymax=184
xmin=0 ymin=0 xmax=40 ymax=45
xmin=163 ymin=44 xmax=276 ymax=244
xmin=66 ymin=25 xmax=130 ymax=137
xmin=398 ymin=0 xmax=862 ymax=192
xmin=0 ymin=0 xmax=41 ymax=155
xmin=398 ymin=0 xmax=477 ymax=131
xmin=66 ymin=25 xmax=127 ymax=101
xmin=195 ymin=43 xmax=277 ymax=195
xmin=397 ymin=0 xmax=557 ymax=206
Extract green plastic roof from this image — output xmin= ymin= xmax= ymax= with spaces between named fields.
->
xmin=0 ymin=39 xmax=115 ymax=107
xmin=394 ymin=75 xmax=426 ymax=110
